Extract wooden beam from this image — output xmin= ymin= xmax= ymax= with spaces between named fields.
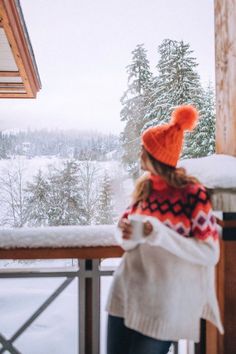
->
xmin=4 ymin=0 xmax=41 ymax=92
xmin=0 ymin=1 xmax=33 ymax=96
xmin=0 ymin=71 xmax=20 ymax=77
xmin=0 ymin=0 xmax=41 ymax=98
xmin=0 ymin=246 xmax=124 ymax=260
xmin=215 ymin=0 xmax=236 ymax=156
xmin=213 ymin=2 xmax=236 ymax=351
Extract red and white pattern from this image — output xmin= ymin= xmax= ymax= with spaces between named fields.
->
xmin=124 ymin=176 xmax=219 ymax=242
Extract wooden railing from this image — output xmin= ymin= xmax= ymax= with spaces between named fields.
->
xmin=0 ymin=245 xmax=124 ymax=260
xmin=1 ymin=217 xmax=235 ymax=354
xmin=0 ymin=245 xmax=123 ymax=354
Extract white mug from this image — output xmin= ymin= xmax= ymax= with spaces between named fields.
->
xmin=128 ymin=214 xmax=144 ymax=242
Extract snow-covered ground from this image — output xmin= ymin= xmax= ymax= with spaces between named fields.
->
xmin=0 ymin=276 xmax=78 ymax=353
xmin=0 ymin=258 xmax=190 ymax=354
xmin=0 ymin=258 xmax=108 ymax=354
xmin=0 ymin=258 xmax=119 ymax=354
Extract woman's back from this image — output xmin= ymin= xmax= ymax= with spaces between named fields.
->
xmin=131 ymin=175 xmax=218 ymax=240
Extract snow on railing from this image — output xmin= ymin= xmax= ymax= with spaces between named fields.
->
xmin=179 ymin=154 xmax=236 ymax=189
xmin=0 ymin=225 xmax=118 ymax=249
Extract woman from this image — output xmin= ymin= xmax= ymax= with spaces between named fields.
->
xmin=106 ymin=105 xmax=223 ymax=354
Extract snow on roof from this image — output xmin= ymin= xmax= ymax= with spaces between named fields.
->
xmin=0 ymin=225 xmax=118 ymax=249
xmin=179 ymin=154 xmax=236 ymax=189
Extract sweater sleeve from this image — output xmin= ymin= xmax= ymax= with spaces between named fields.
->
xmin=114 ymin=226 xmax=140 ymax=251
xmin=114 ymin=203 xmax=141 ymax=251
xmin=144 ymin=186 xmax=220 ymax=266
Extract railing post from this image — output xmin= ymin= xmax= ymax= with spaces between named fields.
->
xmin=79 ymin=259 xmax=86 ymax=354
xmin=92 ymin=260 xmax=100 ymax=354
xmin=79 ymin=259 xmax=100 ymax=354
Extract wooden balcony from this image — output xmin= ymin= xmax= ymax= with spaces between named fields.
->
xmin=0 ymin=217 xmax=234 ymax=354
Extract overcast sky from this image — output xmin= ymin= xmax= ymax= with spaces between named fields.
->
xmin=1 ymin=0 xmax=214 ymax=134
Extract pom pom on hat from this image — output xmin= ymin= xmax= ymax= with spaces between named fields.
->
xmin=170 ymin=105 xmax=198 ymax=131
xmin=141 ymin=104 xmax=199 ymax=167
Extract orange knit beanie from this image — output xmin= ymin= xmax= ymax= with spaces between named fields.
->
xmin=141 ymin=105 xmax=199 ymax=167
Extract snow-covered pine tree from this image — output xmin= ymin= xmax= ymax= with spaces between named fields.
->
xmin=25 ymin=169 xmax=50 ymax=226
xmin=95 ymin=171 xmax=114 ymax=225
xmin=120 ymin=44 xmax=153 ymax=178
xmin=0 ymin=160 xmax=28 ymax=227
xmin=182 ymin=82 xmax=216 ymax=158
xmin=77 ymin=161 xmax=100 ymax=225
xmin=120 ymin=120 xmax=141 ymax=178
xmin=144 ymin=39 xmax=203 ymax=129
xmin=47 ymin=160 xmax=85 ymax=226
xmin=0 ymin=132 xmax=8 ymax=159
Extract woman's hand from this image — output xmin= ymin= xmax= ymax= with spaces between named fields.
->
xmin=118 ymin=218 xmax=133 ymax=239
xmin=143 ymin=221 xmax=153 ymax=237
xmin=118 ymin=218 xmax=153 ymax=239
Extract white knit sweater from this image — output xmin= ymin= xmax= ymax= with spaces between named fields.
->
xmin=106 ymin=214 xmax=224 ymax=342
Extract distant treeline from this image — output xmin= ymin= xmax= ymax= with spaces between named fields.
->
xmin=0 ymin=130 xmax=120 ymax=160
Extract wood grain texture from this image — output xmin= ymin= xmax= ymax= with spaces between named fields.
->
xmin=215 ymin=0 xmax=236 ymax=156
xmin=201 ymin=240 xmax=225 ymax=354
xmin=206 ymin=237 xmax=236 ymax=354
xmin=0 ymin=246 xmax=124 ymax=260
xmin=0 ymin=71 xmax=20 ymax=76
xmin=223 ymin=241 xmax=236 ymax=353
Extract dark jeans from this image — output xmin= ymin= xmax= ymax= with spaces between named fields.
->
xmin=107 ymin=315 xmax=173 ymax=354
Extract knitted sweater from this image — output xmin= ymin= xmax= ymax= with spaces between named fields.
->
xmin=106 ymin=174 xmax=224 ymax=342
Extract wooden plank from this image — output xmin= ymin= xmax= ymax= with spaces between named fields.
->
xmin=207 ymin=231 xmax=236 ymax=353
xmin=0 ymin=246 xmax=124 ymax=260
xmin=206 ymin=321 xmax=218 ymax=354
xmin=224 ymin=241 xmax=236 ymax=353
xmin=205 ymin=240 xmax=225 ymax=354
xmin=215 ymin=0 xmax=236 ymax=156
xmin=0 ymin=92 xmax=30 ymax=98
xmin=0 ymin=71 xmax=20 ymax=77
xmin=0 ymin=86 xmax=26 ymax=94
xmin=0 ymin=83 xmax=23 ymax=87
xmin=217 ymin=239 xmax=225 ymax=354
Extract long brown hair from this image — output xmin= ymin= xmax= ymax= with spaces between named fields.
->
xmin=132 ymin=149 xmax=199 ymax=204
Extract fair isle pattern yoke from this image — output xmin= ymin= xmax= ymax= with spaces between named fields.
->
xmin=123 ymin=175 xmax=219 ymax=241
